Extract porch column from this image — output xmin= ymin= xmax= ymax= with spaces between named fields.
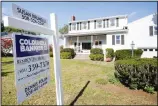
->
xmin=91 ymin=35 xmax=93 ymax=48
xmin=77 ymin=36 xmax=79 ymax=52
xmin=64 ymin=37 xmax=66 ymax=48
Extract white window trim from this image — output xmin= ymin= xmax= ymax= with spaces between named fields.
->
xmin=110 ymin=18 xmax=116 ymax=27
xmin=81 ymin=22 xmax=88 ymax=30
xmin=96 ymin=20 xmax=103 ymax=29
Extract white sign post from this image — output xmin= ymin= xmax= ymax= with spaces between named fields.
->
xmin=13 ymin=34 xmax=50 ymax=104
xmin=9 ymin=4 xmax=63 ymax=105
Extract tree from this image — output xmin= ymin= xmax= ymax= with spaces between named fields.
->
xmin=59 ymin=24 xmax=68 ymax=34
xmin=1 ymin=38 xmax=13 ymax=56
xmin=1 ymin=22 xmax=4 ymax=32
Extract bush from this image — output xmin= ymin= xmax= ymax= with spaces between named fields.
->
xmin=106 ymin=48 xmax=114 ymax=58
xmin=60 ymin=48 xmax=76 ymax=58
xmin=115 ymin=49 xmax=143 ymax=60
xmin=50 ymin=52 xmax=53 ymax=57
xmin=60 ymin=52 xmax=72 ymax=59
xmin=95 ymin=78 xmax=108 ymax=85
xmin=114 ymin=58 xmax=157 ymax=92
xmin=90 ymin=48 xmax=103 ymax=54
xmin=1 ymin=51 xmax=13 ymax=57
xmin=89 ymin=54 xmax=104 ymax=61
xmin=144 ymin=85 xmax=155 ymax=94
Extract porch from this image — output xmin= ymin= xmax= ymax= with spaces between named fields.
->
xmin=64 ymin=35 xmax=106 ymax=54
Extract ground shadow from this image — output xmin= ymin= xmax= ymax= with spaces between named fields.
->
xmin=70 ymin=81 xmax=90 ymax=105
xmin=1 ymin=71 xmax=14 ymax=76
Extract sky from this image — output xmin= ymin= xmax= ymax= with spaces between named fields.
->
xmin=2 ymin=1 xmax=157 ymax=29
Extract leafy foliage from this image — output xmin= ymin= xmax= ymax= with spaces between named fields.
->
xmin=1 ymin=38 xmax=13 ymax=57
xmin=90 ymin=48 xmax=103 ymax=54
xmin=114 ymin=58 xmax=157 ymax=93
xmin=60 ymin=48 xmax=76 ymax=59
xmin=115 ymin=49 xmax=143 ymax=60
xmin=106 ymin=48 xmax=114 ymax=58
xmin=59 ymin=24 xmax=68 ymax=34
xmin=1 ymin=22 xmax=4 ymax=32
xmin=60 ymin=52 xmax=72 ymax=59
xmin=89 ymin=54 xmax=104 ymax=61
xmin=3 ymin=26 xmax=36 ymax=35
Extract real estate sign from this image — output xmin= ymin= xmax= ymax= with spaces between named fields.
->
xmin=12 ymin=4 xmax=48 ymax=27
xmin=13 ymin=33 xmax=50 ymax=104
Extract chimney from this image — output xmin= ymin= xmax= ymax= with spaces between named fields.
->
xmin=72 ymin=15 xmax=76 ymax=21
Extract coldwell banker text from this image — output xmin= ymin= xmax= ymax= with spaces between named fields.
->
xmin=20 ymin=39 xmax=48 ymax=52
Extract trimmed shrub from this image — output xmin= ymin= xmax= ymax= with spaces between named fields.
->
xmin=114 ymin=58 xmax=157 ymax=93
xmin=115 ymin=49 xmax=143 ymax=60
xmin=60 ymin=48 xmax=76 ymax=58
xmin=106 ymin=48 xmax=114 ymax=58
xmin=90 ymin=48 xmax=103 ymax=54
xmin=89 ymin=54 xmax=104 ymax=61
xmin=60 ymin=52 xmax=72 ymax=59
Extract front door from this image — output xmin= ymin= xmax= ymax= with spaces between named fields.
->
xmin=82 ymin=42 xmax=91 ymax=50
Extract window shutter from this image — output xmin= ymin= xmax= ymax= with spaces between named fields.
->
xmin=94 ymin=20 xmax=96 ymax=29
xmin=116 ymin=18 xmax=119 ymax=27
xmin=80 ymin=22 xmax=82 ymax=30
xmin=69 ymin=23 xmax=71 ymax=31
xmin=103 ymin=19 xmax=105 ymax=28
xmin=105 ymin=34 xmax=107 ymax=44
xmin=107 ymin=19 xmax=109 ymax=28
xmin=121 ymin=35 xmax=124 ymax=45
xmin=88 ymin=21 xmax=90 ymax=29
xmin=77 ymin=23 xmax=79 ymax=30
xmin=112 ymin=35 xmax=115 ymax=45
xmin=149 ymin=26 xmax=153 ymax=36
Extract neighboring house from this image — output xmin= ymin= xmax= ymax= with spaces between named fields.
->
xmin=63 ymin=13 xmax=157 ymax=58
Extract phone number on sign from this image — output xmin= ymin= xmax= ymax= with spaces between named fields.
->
xmin=28 ymin=61 xmax=49 ymax=72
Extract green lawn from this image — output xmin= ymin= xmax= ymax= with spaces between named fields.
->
xmin=2 ymin=57 xmax=157 ymax=105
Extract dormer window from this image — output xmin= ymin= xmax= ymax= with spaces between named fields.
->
xmin=72 ymin=23 xmax=76 ymax=30
xmin=110 ymin=18 xmax=115 ymax=26
xmin=97 ymin=20 xmax=102 ymax=28
xmin=82 ymin=22 xmax=87 ymax=30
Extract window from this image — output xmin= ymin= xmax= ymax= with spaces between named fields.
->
xmin=72 ymin=23 xmax=76 ymax=30
xmin=97 ymin=20 xmax=102 ymax=28
xmin=88 ymin=21 xmax=90 ymax=29
xmin=94 ymin=20 xmax=96 ymax=29
xmin=149 ymin=26 xmax=157 ymax=36
xmin=74 ymin=42 xmax=77 ymax=47
xmin=82 ymin=22 xmax=87 ymax=29
xmin=99 ymin=41 xmax=102 ymax=45
xmin=110 ymin=18 xmax=115 ymax=26
xmin=149 ymin=49 xmax=153 ymax=51
xmin=77 ymin=23 xmax=79 ymax=30
xmin=116 ymin=35 xmax=120 ymax=44
xmin=144 ymin=49 xmax=147 ymax=51
xmin=154 ymin=26 xmax=157 ymax=35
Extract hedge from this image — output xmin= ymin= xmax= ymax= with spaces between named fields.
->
xmin=90 ymin=48 xmax=103 ymax=54
xmin=114 ymin=58 xmax=157 ymax=92
xmin=106 ymin=48 xmax=114 ymax=58
xmin=60 ymin=52 xmax=72 ymax=59
xmin=89 ymin=54 xmax=104 ymax=61
xmin=4 ymin=27 xmax=37 ymax=35
xmin=115 ymin=49 xmax=143 ymax=60
xmin=60 ymin=48 xmax=76 ymax=58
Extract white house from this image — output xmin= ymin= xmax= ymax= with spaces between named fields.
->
xmin=63 ymin=13 xmax=157 ymax=58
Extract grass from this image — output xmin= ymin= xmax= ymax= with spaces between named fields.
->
xmin=2 ymin=57 xmax=157 ymax=105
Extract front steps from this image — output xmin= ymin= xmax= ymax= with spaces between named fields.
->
xmin=74 ymin=54 xmax=90 ymax=59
